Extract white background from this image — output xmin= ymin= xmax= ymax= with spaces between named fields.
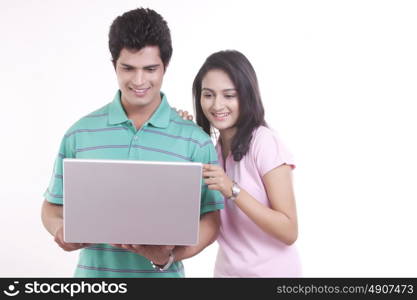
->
xmin=1 ymin=0 xmax=416 ymax=277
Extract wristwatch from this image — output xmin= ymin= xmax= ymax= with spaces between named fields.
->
xmin=151 ymin=250 xmax=175 ymax=272
xmin=227 ymin=181 xmax=241 ymax=201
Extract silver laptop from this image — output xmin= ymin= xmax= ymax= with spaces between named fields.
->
xmin=63 ymin=159 xmax=202 ymax=245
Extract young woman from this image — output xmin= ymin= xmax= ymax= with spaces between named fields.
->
xmin=185 ymin=50 xmax=302 ymax=277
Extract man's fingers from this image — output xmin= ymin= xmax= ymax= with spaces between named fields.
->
xmin=131 ymin=244 xmax=144 ymax=251
xmin=55 ymin=239 xmax=79 ymax=252
xmin=54 ymin=235 xmax=69 ymax=250
xmin=54 ymin=237 xmax=65 ymax=249
xmin=121 ymin=244 xmax=134 ymax=250
xmin=155 ymin=245 xmax=175 ymax=251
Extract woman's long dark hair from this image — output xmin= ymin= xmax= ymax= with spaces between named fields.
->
xmin=192 ymin=50 xmax=267 ymax=161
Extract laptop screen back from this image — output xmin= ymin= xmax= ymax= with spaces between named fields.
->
xmin=63 ymin=159 xmax=202 ymax=245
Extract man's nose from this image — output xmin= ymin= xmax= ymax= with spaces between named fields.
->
xmin=132 ymin=70 xmax=145 ymax=86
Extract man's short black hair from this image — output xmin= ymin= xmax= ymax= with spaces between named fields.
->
xmin=109 ymin=8 xmax=172 ymax=69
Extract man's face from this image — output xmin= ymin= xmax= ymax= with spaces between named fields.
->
xmin=115 ymin=46 xmax=165 ymax=111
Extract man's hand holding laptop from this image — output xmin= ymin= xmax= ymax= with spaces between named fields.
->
xmin=111 ymin=244 xmax=174 ymax=265
xmin=54 ymin=224 xmax=91 ymax=252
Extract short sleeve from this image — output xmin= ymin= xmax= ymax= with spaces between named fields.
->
xmin=43 ymin=131 xmax=75 ymax=205
xmin=252 ymin=127 xmax=295 ymax=177
xmin=192 ymin=138 xmax=224 ymax=215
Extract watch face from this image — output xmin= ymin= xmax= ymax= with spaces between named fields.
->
xmin=232 ymin=183 xmax=240 ymax=196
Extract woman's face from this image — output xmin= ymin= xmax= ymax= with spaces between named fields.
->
xmin=200 ymin=69 xmax=240 ymax=133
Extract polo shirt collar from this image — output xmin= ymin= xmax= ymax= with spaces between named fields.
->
xmin=108 ymin=90 xmax=171 ymax=128
xmin=147 ymin=92 xmax=171 ymax=128
xmin=108 ymin=90 xmax=129 ymax=125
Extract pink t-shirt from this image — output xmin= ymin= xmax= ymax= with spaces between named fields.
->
xmin=214 ymin=126 xmax=302 ymax=277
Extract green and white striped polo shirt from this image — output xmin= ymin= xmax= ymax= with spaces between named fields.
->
xmin=44 ymin=90 xmax=224 ymax=278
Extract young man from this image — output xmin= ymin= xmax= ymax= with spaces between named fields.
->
xmin=41 ymin=8 xmax=223 ymax=278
